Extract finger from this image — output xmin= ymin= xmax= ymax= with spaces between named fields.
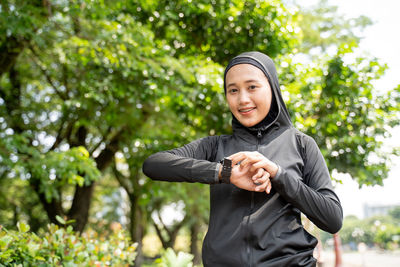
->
xmin=227 ymin=152 xmax=241 ymax=160
xmin=230 ymin=151 xmax=254 ymax=165
xmin=252 ymin=168 xmax=265 ymax=181
xmin=241 ymin=156 xmax=260 ymax=170
xmin=239 ymin=157 xmax=249 ymax=169
xmin=255 ymin=178 xmax=269 ymax=192
xmin=266 ymin=181 xmax=272 ymax=194
xmin=250 ymin=160 xmax=267 ymax=173
xmin=253 ymin=170 xmax=269 ymax=183
xmin=266 ymin=177 xmax=272 ymax=194
xmin=229 ymin=153 xmax=246 ymax=166
xmin=255 ymin=172 xmax=271 ymax=192
xmin=252 ymin=168 xmax=271 ymax=180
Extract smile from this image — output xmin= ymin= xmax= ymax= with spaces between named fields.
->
xmin=239 ymin=107 xmax=256 ymax=114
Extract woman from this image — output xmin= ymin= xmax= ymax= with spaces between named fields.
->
xmin=142 ymin=51 xmax=343 ymax=267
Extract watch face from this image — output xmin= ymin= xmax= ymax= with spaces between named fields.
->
xmin=223 ymin=158 xmax=232 ymax=168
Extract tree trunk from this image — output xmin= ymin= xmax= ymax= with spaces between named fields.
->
xmin=153 ymin=211 xmax=187 ymax=249
xmin=333 ymin=233 xmax=343 ymax=267
xmin=190 ymin=220 xmax=201 ymax=265
xmin=130 ymin=194 xmax=144 ymax=267
xmin=64 ymin=132 xmax=121 ymax=232
xmin=67 ymin=183 xmax=95 ymax=232
xmin=30 ymin=178 xmax=64 ymax=225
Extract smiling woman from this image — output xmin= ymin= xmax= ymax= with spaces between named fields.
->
xmin=225 ymin=64 xmax=273 ymax=128
xmin=143 ymin=51 xmax=343 ymax=267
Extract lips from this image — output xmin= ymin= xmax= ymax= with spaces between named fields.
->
xmin=239 ymin=107 xmax=256 ymax=114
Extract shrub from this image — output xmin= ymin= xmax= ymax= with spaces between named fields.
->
xmin=152 ymin=248 xmax=194 ymax=267
xmin=0 ymin=222 xmax=136 ymax=266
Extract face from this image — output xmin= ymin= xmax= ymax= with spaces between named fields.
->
xmin=225 ymin=64 xmax=272 ymax=127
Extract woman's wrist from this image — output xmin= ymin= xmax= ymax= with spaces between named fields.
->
xmin=269 ymin=163 xmax=279 ymax=178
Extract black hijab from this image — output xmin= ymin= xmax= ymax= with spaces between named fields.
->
xmin=223 ymin=51 xmax=291 ymax=136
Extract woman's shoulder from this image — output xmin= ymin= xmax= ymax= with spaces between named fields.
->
xmin=194 ymin=134 xmax=233 ymax=150
xmin=288 ymin=127 xmax=315 ymax=142
xmin=287 ymin=127 xmax=320 ymax=152
xmin=199 ymin=134 xmax=232 ymax=141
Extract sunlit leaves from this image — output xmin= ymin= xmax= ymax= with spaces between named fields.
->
xmin=1 ymin=0 xmax=399 ymax=239
xmin=0 ymin=223 xmax=137 ymax=265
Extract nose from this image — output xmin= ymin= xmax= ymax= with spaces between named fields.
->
xmin=239 ymin=90 xmax=251 ymax=105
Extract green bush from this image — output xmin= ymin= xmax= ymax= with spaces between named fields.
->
xmin=0 ymin=222 xmax=136 ymax=266
xmin=374 ymin=223 xmax=400 ymax=250
xmin=152 ymin=248 xmax=194 ymax=267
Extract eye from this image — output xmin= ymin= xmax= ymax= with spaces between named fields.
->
xmin=228 ymin=88 xmax=238 ymax=94
xmin=249 ymin=85 xmax=257 ymax=90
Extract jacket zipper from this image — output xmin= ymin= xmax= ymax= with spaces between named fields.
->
xmin=247 ymin=130 xmax=262 ymax=267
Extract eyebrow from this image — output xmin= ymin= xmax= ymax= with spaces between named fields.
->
xmin=226 ymin=79 xmax=260 ymax=88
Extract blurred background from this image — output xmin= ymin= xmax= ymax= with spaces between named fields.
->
xmin=0 ymin=0 xmax=399 ymax=266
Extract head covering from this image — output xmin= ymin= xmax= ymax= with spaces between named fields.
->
xmin=223 ymin=51 xmax=292 ymax=135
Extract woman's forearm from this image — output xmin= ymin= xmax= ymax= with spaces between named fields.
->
xmin=271 ymin=167 xmax=343 ymax=234
xmin=142 ymin=151 xmax=220 ymax=184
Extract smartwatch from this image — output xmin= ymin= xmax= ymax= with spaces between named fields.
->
xmin=219 ymin=157 xmax=232 ymax=184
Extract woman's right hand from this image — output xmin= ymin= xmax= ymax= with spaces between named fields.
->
xmin=229 ymin=164 xmax=272 ymax=194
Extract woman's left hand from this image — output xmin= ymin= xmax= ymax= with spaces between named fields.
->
xmin=229 ymin=151 xmax=279 ymax=179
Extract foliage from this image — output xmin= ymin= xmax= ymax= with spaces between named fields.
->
xmin=334 ymin=215 xmax=376 ymax=246
xmin=295 ymin=0 xmax=372 ymax=53
xmin=389 ymin=206 xmax=400 ymax=221
xmin=330 ymin=212 xmax=400 ymax=250
xmin=287 ymin=47 xmax=400 ymax=186
xmin=281 ymin=0 xmax=400 ymax=186
xmin=374 ymin=223 xmax=400 ymax=250
xmin=152 ymin=248 xmax=194 ymax=267
xmin=134 ymin=0 xmax=298 ymax=64
xmin=0 ymin=222 xmax=136 ymax=266
xmin=0 ymin=175 xmax=48 ymax=232
xmin=1 ymin=1 xmax=400 ymax=263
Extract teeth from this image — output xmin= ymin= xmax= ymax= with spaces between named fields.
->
xmin=240 ymin=108 xmax=254 ymax=112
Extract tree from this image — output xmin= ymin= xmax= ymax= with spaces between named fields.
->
xmin=389 ymin=206 xmax=400 ymax=221
xmin=0 ymin=0 xmax=211 ymax=232
xmin=1 ymin=1 xmax=400 ymax=266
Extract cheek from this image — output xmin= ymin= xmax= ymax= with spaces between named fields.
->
xmin=259 ymin=89 xmax=272 ymax=106
xmin=255 ymin=91 xmax=271 ymax=113
xmin=226 ymin=96 xmax=237 ymax=111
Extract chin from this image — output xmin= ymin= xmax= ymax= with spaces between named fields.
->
xmin=239 ymin=119 xmax=257 ymax=128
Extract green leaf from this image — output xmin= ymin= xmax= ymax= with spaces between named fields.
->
xmin=35 ymin=256 xmax=46 ymax=261
xmin=0 ymin=235 xmax=13 ymax=249
xmin=17 ymin=222 xmax=30 ymax=233
xmin=55 ymin=215 xmax=66 ymax=225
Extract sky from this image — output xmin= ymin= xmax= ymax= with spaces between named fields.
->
xmin=307 ymin=0 xmax=400 ymax=218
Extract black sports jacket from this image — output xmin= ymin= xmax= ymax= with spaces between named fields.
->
xmin=143 ymin=52 xmax=342 ymax=267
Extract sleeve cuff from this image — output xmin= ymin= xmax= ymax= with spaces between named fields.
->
xmin=271 ymin=164 xmax=285 ymax=192
xmin=273 ymin=165 xmax=282 ymax=180
xmin=214 ymin=162 xmax=221 ymax=184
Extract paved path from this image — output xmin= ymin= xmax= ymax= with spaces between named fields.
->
xmin=320 ymin=250 xmax=400 ymax=267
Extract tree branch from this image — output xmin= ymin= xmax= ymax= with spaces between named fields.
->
xmin=112 ymin=162 xmax=133 ymax=195
xmin=89 ymin=126 xmax=111 ymax=154
xmin=156 ymin=209 xmax=172 ymax=238
xmin=95 ymin=126 xmax=126 ymax=171
xmin=49 ymin=112 xmax=68 ymax=151
xmin=153 ymin=220 xmax=168 ymax=248
xmin=28 ymin=44 xmax=67 ymax=100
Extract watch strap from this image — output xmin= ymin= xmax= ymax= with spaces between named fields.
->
xmin=220 ymin=158 xmax=232 ymax=184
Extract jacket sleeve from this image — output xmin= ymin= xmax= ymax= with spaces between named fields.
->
xmin=142 ymin=136 xmax=221 ymax=184
xmin=271 ymin=134 xmax=343 ymax=234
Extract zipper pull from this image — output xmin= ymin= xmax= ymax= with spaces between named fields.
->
xmin=257 ymin=130 xmax=262 ymax=139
